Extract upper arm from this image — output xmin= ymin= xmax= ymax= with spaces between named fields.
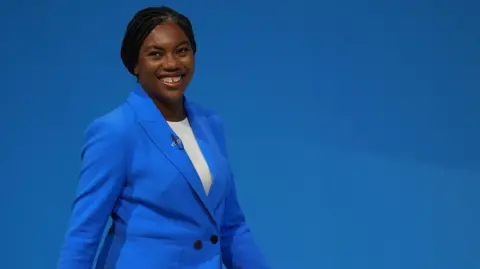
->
xmin=57 ymin=117 xmax=129 ymax=268
xmin=210 ymin=116 xmax=247 ymax=240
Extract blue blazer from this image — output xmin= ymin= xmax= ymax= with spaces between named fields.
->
xmin=57 ymin=87 xmax=269 ymax=269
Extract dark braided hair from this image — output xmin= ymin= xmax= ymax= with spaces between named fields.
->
xmin=120 ymin=6 xmax=197 ymax=76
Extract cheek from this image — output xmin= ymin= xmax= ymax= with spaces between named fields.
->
xmin=138 ymin=59 xmax=159 ymax=73
xmin=147 ymin=63 xmax=160 ymax=73
xmin=181 ymin=56 xmax=195 ymax=69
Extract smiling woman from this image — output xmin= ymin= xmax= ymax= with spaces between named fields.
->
xmin=57 ymin=6 xmax=269 ymax=269
xmin=134 ymin=23 xmax=194 ymax=97
xmin=121 ymin=7 xmax=197 ymax=121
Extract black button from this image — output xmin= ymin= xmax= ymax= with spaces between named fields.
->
xmin=193 ymin=240 xmax=202 ymax=250
xmin=210 ymin=235 xmax=219 ymax=244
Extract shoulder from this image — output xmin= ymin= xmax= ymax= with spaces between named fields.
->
xmin=187 ymin=100 xmax=229 ymax=152
xmin=83 ymin=103 xmax=135 ymax=143
xmin=187 ymin=100 xmax=225 ymax=130
xmin=79 ymin=104 xmax=134 ymax=168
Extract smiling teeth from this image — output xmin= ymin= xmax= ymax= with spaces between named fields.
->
xmin=161 ymin=76 xmax=182 ymax=84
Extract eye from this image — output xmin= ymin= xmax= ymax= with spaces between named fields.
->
xmin=176 ymin=47 xmax=191 ymax=56
xmin=148 ymin=51 xmax=163 ymax=58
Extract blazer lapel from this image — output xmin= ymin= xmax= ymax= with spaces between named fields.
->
xmin=126 ymin=88 xmax=212 ymax=217
xmin=185 ymin=102 xmax=228 ymax=214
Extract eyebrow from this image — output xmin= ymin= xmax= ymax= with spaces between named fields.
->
xmin=144 ymin=41 xmax=190 ymax=51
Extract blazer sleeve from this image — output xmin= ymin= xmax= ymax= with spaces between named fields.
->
xmin=213 ymin=116 xmax=270 ymax=269
xmin=57 ymin=117 xmax=128 ymax=269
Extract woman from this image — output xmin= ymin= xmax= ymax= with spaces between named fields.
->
xmin=57 ymin=6 xmax=269 ymax=269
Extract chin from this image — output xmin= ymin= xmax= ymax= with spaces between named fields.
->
xmin=158 ymin=88 xmax=186 ymax=102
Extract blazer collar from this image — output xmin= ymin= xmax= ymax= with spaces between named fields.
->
xmin=128 ymin=86 xmax=190 ymax=121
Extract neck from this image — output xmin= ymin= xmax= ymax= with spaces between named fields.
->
xmin=152 ymin=96 xmax=186 ymax=122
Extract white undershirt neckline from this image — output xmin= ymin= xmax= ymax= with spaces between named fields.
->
xmin=167 ymin=118 xmax=213 ymax=195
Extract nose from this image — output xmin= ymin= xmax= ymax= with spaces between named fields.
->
xmin=162 ymin=53 xmax=181 ymax=70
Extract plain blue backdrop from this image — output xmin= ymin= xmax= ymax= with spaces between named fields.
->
xmin=1 ymin=0 xmax=479 ymax=268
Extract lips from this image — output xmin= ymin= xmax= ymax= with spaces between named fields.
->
xmin=158 ymin=73 xmax=186 ymax=87
xmin=160 ymin=76 xmax=182 ymax=83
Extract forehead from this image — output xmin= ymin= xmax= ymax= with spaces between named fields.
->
xmin=142 ymin=21 xmax=189 ymax=48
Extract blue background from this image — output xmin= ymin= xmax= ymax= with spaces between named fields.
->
xmin=1 ymin=0 xmax=479 ymax=268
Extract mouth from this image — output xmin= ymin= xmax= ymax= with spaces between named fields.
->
xmin=158 ymin=73 xmax=186 ymax=87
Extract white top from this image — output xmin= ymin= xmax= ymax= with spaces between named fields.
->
xmin=167 ymin=118 xmax=213 ymax=195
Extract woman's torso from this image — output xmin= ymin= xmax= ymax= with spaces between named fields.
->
xmin=96 ymin=99 xmax=232 ymax=268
